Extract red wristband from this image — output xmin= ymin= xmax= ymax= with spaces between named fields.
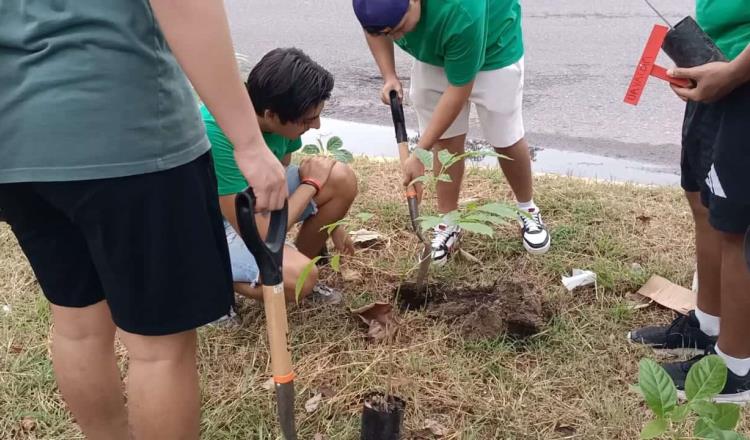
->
xmin=301 ymin=178 xmax=322 ymax=195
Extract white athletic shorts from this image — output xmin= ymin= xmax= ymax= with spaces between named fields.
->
xmin=409 ymin=57 xmax=525 ymax=148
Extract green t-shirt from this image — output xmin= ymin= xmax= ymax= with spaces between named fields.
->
xmin=0 ymin=1 xmax=209 ymax=183
xmin=200 ymin=105 xmax=302 ymax=196
xmin=395 ymin=0 xmax=524 ymax=86
xmin=697 ymin=0 xmax=750 ymax=61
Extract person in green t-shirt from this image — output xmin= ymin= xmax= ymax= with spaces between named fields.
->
xmin=628 ymin=1 xmax=750 ymax=402
xmin=203 ymin=48 xmax=358 ymax=305
xmin=352 ymin=0 xmax=550 ymax=265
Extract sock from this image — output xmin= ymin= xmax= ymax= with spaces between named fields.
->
xmin=517 ymin=199 xmax=538 ymax=213
xmin=695 ymin=308 xmax=721 ymax=337
xmin=715 ymin=344 xmax=750 ymax=377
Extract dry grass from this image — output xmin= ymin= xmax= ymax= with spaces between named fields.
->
xmin=1 ymin=159 xmax=747 ymax=439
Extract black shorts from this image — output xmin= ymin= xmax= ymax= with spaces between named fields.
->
xmin=0 ymin=153 xmax=234 ymax=335
xmin=681 ymin=82 xmax=750 ymax=234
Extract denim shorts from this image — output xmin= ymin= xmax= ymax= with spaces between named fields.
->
xmin=225 ymin=165 xmax=317 ymax=284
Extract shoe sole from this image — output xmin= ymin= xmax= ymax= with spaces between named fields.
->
xmin=524 ymin=239 xmax=550 ymax=255
xmin=677 ymin=389 xmax=750 ymax=405
xmin=625 ymin=332 xmax=705 ymax=356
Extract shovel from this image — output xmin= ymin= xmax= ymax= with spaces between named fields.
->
xmin=389 ymin=90 xmax=431 ymax=289
xmin=235 ymin=189 xmax=297 ymax=440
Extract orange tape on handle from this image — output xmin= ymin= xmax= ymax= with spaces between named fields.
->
xmin=274 ymin=372 xmax=296 ymax=384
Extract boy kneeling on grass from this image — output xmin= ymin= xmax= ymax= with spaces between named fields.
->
xmin=202 ymin=48 xmax=358 ymax=309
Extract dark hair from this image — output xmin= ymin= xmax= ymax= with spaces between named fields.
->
xmin=246 ymin=48 xmax=334 ymax=124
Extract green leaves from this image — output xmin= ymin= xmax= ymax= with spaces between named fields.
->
xmin=332 ymin=149 xmax=354 ymax=164
xmin=327 ymin=136 xmax=343 ymax=152
xmin=418 ymin=215 xmax=443 ymax=231
xmin=686 ymin=355 xmax=727 ymax=401
xmin=437 ymin=149 xmax=453 ymax=167
xmin=477 ymin=202 xmax=520 ymax=220
xmin=635 ymin=356 xmax=746 ymax=440
xmin=301 ymin=135 xmax=352 ymax=163
xmin=712 ymin=403 xmax=741 ymax=430
xmin=638 ymin=358 xmax=678 ymax=417
xmin=330 ymin=254 xmax=341 ymax=272
xmin=302 ymin=144 xmax=321 ymax=155
xmin=414 ymin=148 xmax=433 ymax=170
xmin=457 ymin=222 xmax=494 ymax=236
xmin=295 ymin=256 xmax=321 ymax=303
xmin=640 ymin=418 xmax=667 ymax=439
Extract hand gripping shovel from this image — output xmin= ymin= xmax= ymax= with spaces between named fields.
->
xmin=235 ymin=189 xmax=297 ymax=440
xmin=389 ymin=90 xmax=431 ymax=288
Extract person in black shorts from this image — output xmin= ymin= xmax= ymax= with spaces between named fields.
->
xmin=629 ymin=21 xmax=750 ymax=402
xmin=0 ymin=1 xmax=286 ymax=439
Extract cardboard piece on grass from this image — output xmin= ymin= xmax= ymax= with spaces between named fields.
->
xmin=561 ymin=269 xmax=597 ymax=292
xmin=637 ymin=275 xmax=696 ymax=315
xmin=350 ymin=302 xmax=398 ymax=343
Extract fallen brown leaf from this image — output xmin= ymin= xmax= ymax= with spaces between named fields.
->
xmin=314 ymin=434 xmax=326 ymax=440
xmin=341 ymin=268 xmax=362 ymax=282
xmin=423 ymin=418 xmax=449 ymax=436
xmin=350 ymin=302 xmax=398 ymax=343
xmin=636 ymin=214 xmax=652 ymax=223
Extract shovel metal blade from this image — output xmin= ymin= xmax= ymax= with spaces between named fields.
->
xmin=275 ymin=381 xmax=297 ymax=440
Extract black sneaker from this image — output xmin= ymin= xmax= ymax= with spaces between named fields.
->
xmin=627 ymin=311 xmax=717 ymax=355
xmin=662 ymin=348 xmax=750 ymax=404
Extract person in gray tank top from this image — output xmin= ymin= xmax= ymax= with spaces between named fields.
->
xmin=0 ymin=1 xmax=287 ymax=438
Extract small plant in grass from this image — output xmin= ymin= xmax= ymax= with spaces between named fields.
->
xmin=295 ymin=212 xmax=375 ymax=301
xmin=301 ymin=135 xmax=354 ymax=164
xmin=410 ymin=147 xmax=526 ymax=234
xmin=634 ymin=355 xmax=747 ymax=439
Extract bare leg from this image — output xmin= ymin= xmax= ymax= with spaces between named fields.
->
xmin=686 ymin=192 xmax=722 ymax=316
xmin=496 ymin=137 xmax=534 ymax=203
xmin=717 ymin=231 xmax=750 ymax=357
xmin=233 ymin=245 xmax=318 ymax=303
xmin=433 ymin=134 xmax=467 ymax=214
xmin=295 ymin=163 xmax=358 ymax=257
xmin=50 ymin=301 xmax=128 ymax=440
xmin=118 ymin=329 xmax=200 ymax=440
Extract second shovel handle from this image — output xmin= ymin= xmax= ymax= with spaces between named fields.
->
xmin=262 ymin=283 xmax=294 ymax=382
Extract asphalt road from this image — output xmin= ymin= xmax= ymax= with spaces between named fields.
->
xmin=225 ymin=0 xmax=695 ymax=169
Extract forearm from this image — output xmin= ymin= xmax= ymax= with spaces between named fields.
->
xmin=417 ymin=83 xmax=474 ymax=150
xmin=288 ymin=185 xmax=317 ymax=226
xmin=729 ymin=44 xmax=750 ymax=85
xmin=365 ymin=33 xmax=398 ymax=80
xmin=150 ymin=0 xmax=264 ymax=151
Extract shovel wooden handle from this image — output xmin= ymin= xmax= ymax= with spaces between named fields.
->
xmin=235 ymin=189 xmax=296 ymax=439
xmin=263 ymin=283 xmax=294 ymax=382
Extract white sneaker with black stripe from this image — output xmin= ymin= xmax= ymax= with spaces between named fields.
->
xmin=431 ymin=224 xmax=462 ymax=266
xmin=518 ymin=208 xmax=550 ymax=255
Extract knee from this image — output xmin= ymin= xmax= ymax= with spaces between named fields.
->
xmin=328 ymin=163 xmax=358 ymax=201
xmin=119 ymin=330 xmax=197 ymax=364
